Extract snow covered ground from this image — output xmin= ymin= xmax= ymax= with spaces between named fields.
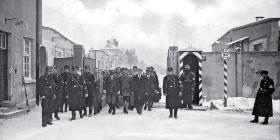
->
xmin=0 ymin=105 xmax=279 ymax=140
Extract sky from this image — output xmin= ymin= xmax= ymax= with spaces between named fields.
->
xmin=42 ymin=0 xmax=280 ymax=66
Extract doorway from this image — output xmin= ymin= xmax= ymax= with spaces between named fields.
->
xmin=182 ymin=53 xmax=199 ymax=105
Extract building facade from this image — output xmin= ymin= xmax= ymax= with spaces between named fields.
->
xmin=0 ymin=0 xmax=42 ymax=107
xmin=88 ymin=49 xmax=109 ymax=70
xmin=212 ymin=18 xmax=280 ymax=52
xmin=40 ymin=26 xmax=76 ymax=75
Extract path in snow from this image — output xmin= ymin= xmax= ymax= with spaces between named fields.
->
xmin=0 ymin=105 xmax=279 ymax=140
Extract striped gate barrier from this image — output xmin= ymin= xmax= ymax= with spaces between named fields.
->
xmin=179 ymin=51 xmax=203 ymax=106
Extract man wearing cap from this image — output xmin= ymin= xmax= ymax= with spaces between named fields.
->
xmin=163 ymin=67 xmax=181 ymax=119
xmin=38 ymin=66 xmax=56 ymax=127
xmin=250 ymin=70 xmax=275 ymax=125
xmin=51 ymin=66 xmax=63 ymax=120
xmin=66 ymin=66 xmax=87 ymax=120
xmin=132 ymin=68 xmax=145 ymax=115
xmin=60 ymin=65 xmax=71 ymax=112
xmin=180 ymin=64 xmax=196 ymax=109
xmin=82 ymin=65 xmax=95 ymax=116
xmin=120 ymin=69 xmax=132 ymax=114
xmin=143 ymin=67 xmax=157 ymax=111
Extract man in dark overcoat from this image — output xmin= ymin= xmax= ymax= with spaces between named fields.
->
xmin=66 ymin=66 xmax=87 ymax=120
xmin=60 ymin=65 xmax=71 ymax=112
xmin=132 ymin=69 xmax=145 ymax=115
xmin=51 ymin=65 xmax=63 ymax=120
xmin=180 ymin=65 xmax=196 ymax=109
xmin=38 ymin=66 xmax=56 ymax=127
xmin=82 ymin=65 xmax=95 ymax=116
xmin=163 ymin=67 xmax=181 ymax=119
xmin=94 ymin=68 xmax=103 ymax=114
xmin=143 ymin=67 xmax=157 ymax=111
xmin=104 ymin=69 xmax=121 ymax=115
xmin=120 ymin=69 xmax=132 ymax=114
xmin=250 ymin=70 xmax=275 ymax=125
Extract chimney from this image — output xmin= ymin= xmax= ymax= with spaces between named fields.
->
xmin=255 ymin=16 xmax=264 ymax=21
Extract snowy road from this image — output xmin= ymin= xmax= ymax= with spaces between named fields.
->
xmin=0 ymin=105 xmax=279 ymax=140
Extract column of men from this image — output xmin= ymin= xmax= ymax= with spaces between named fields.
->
xmin=38 ymin=65 xmax=161 ymax=127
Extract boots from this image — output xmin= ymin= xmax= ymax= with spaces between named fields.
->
xmin=169 ymin=109 xmax=173 ymax=118
xmin=54 ymin=112 xmax=60 ymax=120
xmin=250 ymin=115 xmax=259 ymax=123
xmin=261 ymin=116 xmax=269 ymax=125
xmin=70 ymin=111 xmax=76 ymax=121
xmin=174 ymin=108 xmax=178 ymax=119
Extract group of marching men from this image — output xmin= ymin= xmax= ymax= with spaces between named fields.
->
xmin=38 ymin=64 xmax=197 ymax=127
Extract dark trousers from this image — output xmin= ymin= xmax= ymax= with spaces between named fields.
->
xmin=84 ymin=106 xmax=93 ymax=115
xmin=254 ymin=115 xmax=269 ymax=122
xmin=41 ymin=99 xmax=52 ymax=126
xmin=60 ymin=97 xmax=68 ymax=112
xmin=169 ymin=108 xmax=178 ymax=117
xmin=144 ymin=94 xmax=154 ymax=110
xmin=72 ymin=110 xmax=83 ymax=119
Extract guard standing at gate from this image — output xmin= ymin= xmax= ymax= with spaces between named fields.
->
xmin=163 ymin=67 xmax=181 ymax=119
xmin=60 ymin=65 xmax=71 ymax=112
xmin=82 ymin=65 xmax=95 ymax=116
xmin=38 ymin=66 xmax=56 ymax=127
xmin=250 ymin=70 xmax=275 ymax=125
xmin=51 ymin=65 xmax=63 ymax=120
xmin=66 ymin=66 xmax=87 ymax=120
xmin=180 ymin=65 xmax=196 ymax=109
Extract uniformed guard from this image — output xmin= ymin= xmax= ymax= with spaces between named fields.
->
xmin=60 ymin=65 xmax=71 ymax=112
xmin=143 ymin=67 xmax=157 ymax=111
xmin=82 ymin=65 xmax=95 ymax=116
xmin=66 ymin=66 xmax=87 ymax=120
xmin=250 ymin=70 xmax=275 ymax=125
xmin=38 ymin=66 xmax=56 ymax=127
xmin=163 ymin=67 xmax=181 ymax=119
xmin=51 ymin=65 xmax=63 ymax=120
xmin=132 ymin=68 xmax=145 ymax=115
xmin=120 ymin=69 xmax=132 ymax=114
xmin=180 ymin=65 xmax=196 ymax=109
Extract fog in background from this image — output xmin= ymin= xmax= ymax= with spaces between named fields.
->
xmin=43 ymin=0 xmax=280 ymax=68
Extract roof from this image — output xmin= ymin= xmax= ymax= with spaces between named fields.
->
xmin=42 ymin=26 xmax=78 ymax=45
xmin=218 ymin=18 xmax=280 ymax=41
xmin=226 ymin=37 xmax=249 ymax=46
xmin=89 ymin=49 xmax=109 ymax=56
xmin=179 ymin=46 xmax=202 ymax=52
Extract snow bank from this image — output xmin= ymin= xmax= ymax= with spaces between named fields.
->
xmin=204 ymin=97 xmax=280 ymax=113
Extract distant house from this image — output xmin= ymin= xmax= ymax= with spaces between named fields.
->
xmin=88 ymin=49 xmax=110 ymax=70
xmin=40 ymin=26 xmax=77 ymax=75
xmin=102 ymin=38 xmax=121 ymax=69
xmin=212 ymin=18 xmax=280 ymax=52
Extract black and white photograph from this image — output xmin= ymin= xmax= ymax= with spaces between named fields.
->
xmin=0 ymin=0 xmax=279 ymax=139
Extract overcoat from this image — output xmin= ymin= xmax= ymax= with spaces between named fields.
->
xmin=163 ymin=74 xmax=181 ymax=109
xmin=252 ymin=77 xmax=275 ymax=117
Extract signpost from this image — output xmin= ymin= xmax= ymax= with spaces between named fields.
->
xmin=221 ymin=49 xmax=230 ymax=107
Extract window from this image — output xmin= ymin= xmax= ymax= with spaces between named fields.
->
xmin=254 ymin=43 xmax=262 ymax=51
xmin=23 ymin=38 xmax=32 ymax=78
xmin=0 ymin=32 xmax=7 ymax=49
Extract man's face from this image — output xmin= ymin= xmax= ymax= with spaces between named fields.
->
xmin=65 ymin=68 xmax=70 ymax=73
xmin=261 ymin=74 xmax=268 ymax=78
xmin=116 ymin=68 xmax=121 ymax=73
xmin=85 ymin=68 xmax=90 ymax=73
xmin=47 ymin=69 xmax=53 ymax=75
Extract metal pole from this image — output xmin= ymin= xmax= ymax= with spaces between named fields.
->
xmin=224 ymin=59 xmax=228 ymax=107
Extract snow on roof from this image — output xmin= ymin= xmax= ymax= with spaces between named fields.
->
xmin=226 ymin=37 xmax=249 ymax=46
xmin=179 ymin=46 xmax=202 ymax=52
